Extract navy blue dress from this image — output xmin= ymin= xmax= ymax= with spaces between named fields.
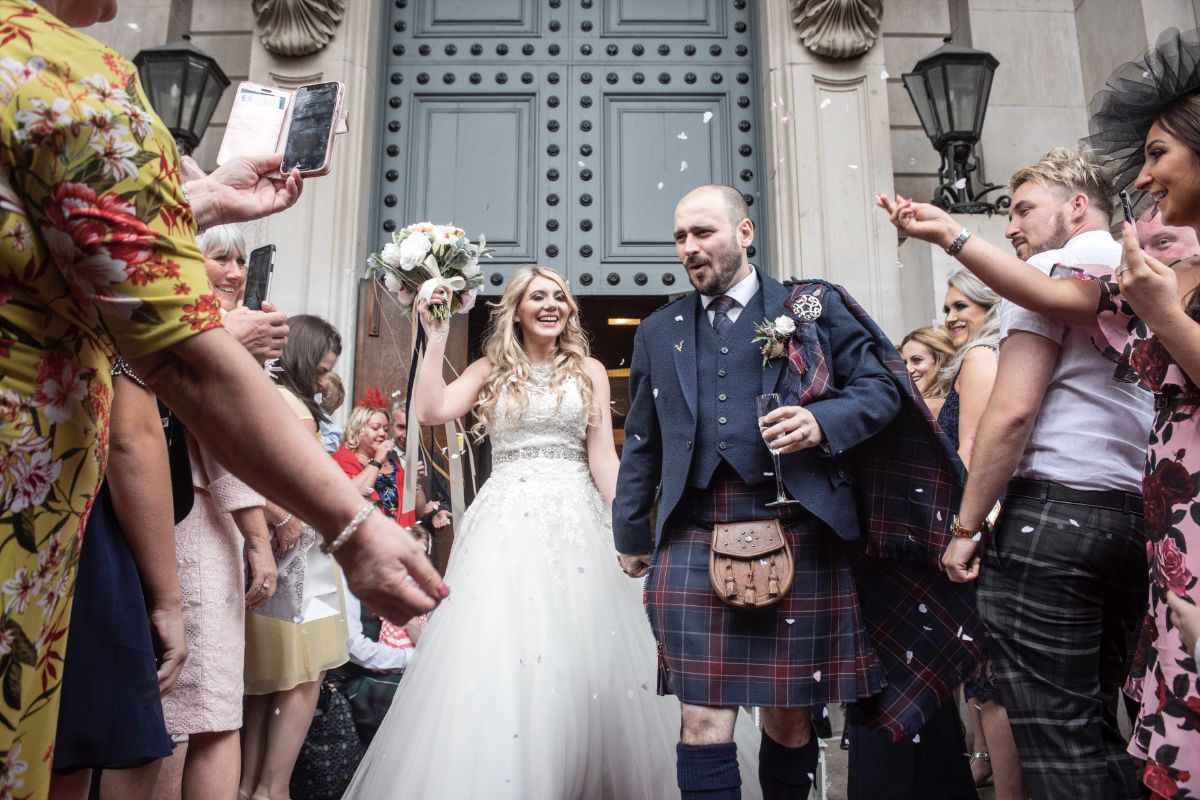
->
xmin=52 ymin=483 xmax=173 ymax=772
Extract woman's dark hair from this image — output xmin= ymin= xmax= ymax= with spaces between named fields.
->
xmin=277 ymin=314 xmax=342 ymax=424
xmin=1156 ymin=94 xmax=1200 ymax=323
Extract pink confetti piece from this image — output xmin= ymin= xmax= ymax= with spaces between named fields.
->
xmin=812 ymin=670 xmax=822 ymax=682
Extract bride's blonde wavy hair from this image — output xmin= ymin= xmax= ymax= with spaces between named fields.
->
xmin=472 ymin=266 xmax=594 ymax=435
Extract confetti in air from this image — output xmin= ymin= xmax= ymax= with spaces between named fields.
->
xmin=918 ymin=603 xmax=928 ymax=613
xmin=895 ymin=260 xmax=904 ymax=269
xmin=880 ymin=69 xmax=890 ymax=80
xmin=657 ymin=181 xmax=664 ymax=190
xmin=677 ymin=131 xmax=688 ymax=140
xmin=680 ymin=161 xmax=688 ymax=172
xmin=905 ymin=650 xmax=914 ymax=663
xmin=812 ymin=670 xmax=822 ymax=682
xmin=912 ymin=734 xmax=921 ymax=744
xmin=954 ymin=177 xmax=967 ymax=189
xmin=848 ymin=164 xmax=859 ymax=170
xmin=1021 ymin=525 xmax=1035 ymax=533
xmin=578 ymin=160 xmax=586 ymax=168
xmin=820 ymin=98 xmax=832 ymax=110
xmin=702 ymin=111 xmax=713 ymax=123
xmin=780 ymin=113 xmax=794 ymax=123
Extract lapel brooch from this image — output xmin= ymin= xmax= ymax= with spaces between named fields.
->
xmin=791 ymin=294 xmax=823 ymax=321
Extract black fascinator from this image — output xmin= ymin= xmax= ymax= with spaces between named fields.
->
xmin=1082 ymin=27 xmax=1200 ymax=193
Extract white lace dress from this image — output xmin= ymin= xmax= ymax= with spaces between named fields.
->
xmin=343 ymin=367 xmax=761 ymax=799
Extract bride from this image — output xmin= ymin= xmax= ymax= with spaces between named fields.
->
xmin=343 ymin=267 xmax=762 ymax=799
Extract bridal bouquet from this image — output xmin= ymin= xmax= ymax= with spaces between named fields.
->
xmin=366 ymin=222 xmax=491 ymax=320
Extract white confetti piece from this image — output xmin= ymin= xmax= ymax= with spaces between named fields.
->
xmin=274 ymin=708 xmax=281 ymax=716
xmin=1069 ymin=519 xmax=1079 ymax=527
xmin=702 ymin=111 xmax=713 ymax=123
xmin=936 ymin=510 xmax=943 ymax=521
xmin=822 ymin=707 xmax=829 ymax=718
xmin=1021 ymin=525 xmax=1035 ymax=533
xmin=971 ymin=531 xmax=983 ymax=542
xmin=880 ymin=69 xmax=890 ymax=80
xmin=807 ymin=772 xmax=815 ymax=781
xmin=634 ymin=434 xmax=642 ymax=441
xmin=820 ymin=98 xmax=832 ymax=109
xmin=677 ymin=131 xmax=688 ymax=140
xmin=785 ymin=618 xmax=795 ymax=625
xmin=905 ymin=650 xmax=914 ymax=663
xmin=954 ymin=177 xmax=967 ymax=189
xmin=812 ymin=670 xmax=822 ymax=682
xmin=912 ymin=734 xmax=921 ymax=744
xmin=653 ymin=388 xmax=659 ymax=398
xmin=680 ymin=160 xmax=688 ymax=172
xmin=619 ymin=357 xmax=626 ymax=365
xmin=922 ymin=625 xmax=933 ymax=631
xmin=578 ymin=160 xmax=586 ymax=168
xmin=777 ymin=96 xmax=785 ymax=107
xmin=962 ymin=633 xmax=974 ymax=642
xmin=848 ymin=164 xmax=859 ymax=170
xmin=780 ymin=112 xmax=794 ymax=123
xmin=592 ymin=693 xmax=599 ymax=700
xmin=956 ymin=625 xmax=963 ymax=637
xmin=657 ymin=181 xmax=664 ymax=190
xmin=918 ymin=603 xmax=928 ymax=613
xmin=895 ymin=260 xmax=904 ymax=269
xmin=914 ymin=487 xmax=925 ymax=494
xmin=675 ymin=315 xmax=683 ymax=321
xmin=627 ymin=689 xmax=636 ymax=699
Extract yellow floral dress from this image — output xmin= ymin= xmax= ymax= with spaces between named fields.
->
xmin=0 ymin=1 xmax=221 ymax=795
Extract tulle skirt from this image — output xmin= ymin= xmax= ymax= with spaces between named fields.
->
xmin=342 ymin=457 xmax=761 ymax=799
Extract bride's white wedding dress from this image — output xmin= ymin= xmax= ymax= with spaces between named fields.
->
xmin=343 ymin=365 xmax=762 ymax=799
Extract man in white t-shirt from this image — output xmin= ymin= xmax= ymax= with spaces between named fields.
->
xmin=943 ymin=148 xmax=1153 ymax=800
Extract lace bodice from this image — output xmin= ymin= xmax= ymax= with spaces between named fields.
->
xmin=489 ymin=365 xmax=589 ymax=462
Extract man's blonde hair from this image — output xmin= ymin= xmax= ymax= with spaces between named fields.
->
xmin=1008 ymin=147 xmax=1116 ymax=221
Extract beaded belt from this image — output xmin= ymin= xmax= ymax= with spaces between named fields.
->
xmin=492 ymin=447 xmax=587 ymax=465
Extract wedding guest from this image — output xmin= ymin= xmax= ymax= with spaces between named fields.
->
xmin=939 ymin=271 xmax=1000 ymax=465
xmin=1138 ymin=206 xmax=1200 ymax=262
xmin=241 ymin=316 xmax=351 ymax=800
xmin=2 ymin=6 xmax=444 ymax=800
xmin=320 ymin=373 xmax=346 ymax=454
xmin=877 ymin=29 xmax=1200 ymax=795
xmin=333 ymin=392 xmax=424 ymax=526
xmin=899 ymin=327 xmax=956 ymax=417
xmin=155 ymin=224 xmax=278 ymax=800
xmin=391 ymin=398 xmax=452 ymax=533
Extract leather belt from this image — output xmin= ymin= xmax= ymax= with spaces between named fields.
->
xmin=1005 ymin=477 xmax=1143 ymax=516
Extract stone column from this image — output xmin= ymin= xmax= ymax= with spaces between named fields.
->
xmin=240 ymin=2 xmax=384 ymax=391
xmin=757 ymin=1 xmax=904 ymax=337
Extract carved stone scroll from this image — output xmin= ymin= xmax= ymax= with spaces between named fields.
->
xmin=253 ymin=0 xmax=347 ymax=58
xmin=790 ymin=0 xmax=884 ymax=60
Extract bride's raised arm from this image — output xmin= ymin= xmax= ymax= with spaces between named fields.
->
xmin=877 ymin=194 xmax=1101 ymax=326
xmin=412 ymin=294 xmax=490 ymax=427
xmin=583 ymin=357 xmax=620 ymax=508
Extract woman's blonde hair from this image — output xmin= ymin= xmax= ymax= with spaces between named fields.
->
xmin=472 ymin=266 xmax=593 ymax=435
xmin=341 ymin=405 xmax=391 ymax=452
xmin=942 ymin=270 xmax=1001 ymax=385
xmin=899 ymin=326 xmax=957 ymax=399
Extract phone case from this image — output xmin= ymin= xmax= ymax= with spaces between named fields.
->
xmin=217 ymin=81 xmax=348 ymax=177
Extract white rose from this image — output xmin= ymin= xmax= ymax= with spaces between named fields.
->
xmin=455 ymin=289 xmax=477 ymax=315
xmin=380 ymin=242 xmax=403 ymax=269
xmin=399 ymin=234 xmax=431 ymax=269
xmin=773 ymin=315 xmax=796 ymax=335
xmin=383 ymin=273 xmax=403 ymax=293
xmin=461 ymin=257 xmax=481 ymax=278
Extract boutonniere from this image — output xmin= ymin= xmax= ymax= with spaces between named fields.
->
xmin=752 ymin=315 xmax=796 ymax=367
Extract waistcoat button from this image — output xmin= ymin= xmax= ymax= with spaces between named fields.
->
xmin=718 ymin=441 xmax=727 ymax=450
xmin=718 ymin=369 xmax=727 ymax=377
xmin=720 ymin=346 xmax=729 ymax=354
xmin=718 ymin=416 xmax=727 ymax=424
xmin=718 ymin=393 xmax=727 ymax=401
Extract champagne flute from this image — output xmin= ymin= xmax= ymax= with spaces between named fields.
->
xmin=757 ymin=393 xmax=801 ymax=507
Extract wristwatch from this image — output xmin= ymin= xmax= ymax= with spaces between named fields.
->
xmin=367 ymin=458 xmax=383 ymax=469
xmin=950 ymin=514 xmax=986 ymax=539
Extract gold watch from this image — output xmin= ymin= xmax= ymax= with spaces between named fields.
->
xmin=951 ymin=514 xmax=986 ymax=539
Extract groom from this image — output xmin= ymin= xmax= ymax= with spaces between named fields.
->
xmin=614 ymin=185 xmax=903 ymax=799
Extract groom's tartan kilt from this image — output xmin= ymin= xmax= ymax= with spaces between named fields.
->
xmin=645 ymin=464 xmax=885 ymax=708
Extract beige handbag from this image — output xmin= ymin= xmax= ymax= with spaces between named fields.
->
xmin=709 ymin=519 xmax=794 ymax=609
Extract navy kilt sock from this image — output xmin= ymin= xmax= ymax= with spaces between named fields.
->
xmin=677 ymin=742 xmax=742 ymax=799
xmin=759 ymin=730 xmax=817 ymax=799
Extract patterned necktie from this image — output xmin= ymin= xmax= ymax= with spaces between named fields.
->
xmin=709 ymin=294 xmax=736 ymax=338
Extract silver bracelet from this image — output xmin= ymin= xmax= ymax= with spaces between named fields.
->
xmin=945 ymin=228 xmax=971 ymax=256
xmin=320 ymin=501 xmax=375 ymax=554
xmin=270 ymin=512 xmax=293 ymax=529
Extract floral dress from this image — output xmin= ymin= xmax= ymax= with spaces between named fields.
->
xmin=1077 ymin=271 xmax=1200 ymax=799
xmin=0 ymin=1 xmax=220 ymax=795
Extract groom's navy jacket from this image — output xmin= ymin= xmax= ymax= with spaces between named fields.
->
xmin=613 ymin=266 xmax=900 ymax=555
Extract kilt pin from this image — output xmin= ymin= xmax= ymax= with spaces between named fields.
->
xmin=614 ymin=266 xmax=980 ymax=738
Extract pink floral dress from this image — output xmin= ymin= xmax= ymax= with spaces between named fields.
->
xmin=1079 ymin=271 xmax=1200 ymax=799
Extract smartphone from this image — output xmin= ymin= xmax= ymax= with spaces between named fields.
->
xmin=1119 ymin=189 xmax=1135 ymax=225
xmin=281 ymin=82 xmax=344 ymax=176
xmin=243 ymin=244 xmax=275 ymax=311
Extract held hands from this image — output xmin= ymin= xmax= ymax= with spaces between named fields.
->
xmin=941 ymin=536 xmax=982 ymax=583
xmin=184 ymin=153 xmax=304 ymax=229
xmin=760 ymin=405 xmax=825 ymax=454
xmin=223 ymin=301 xmax=289 ymax=362
xmin=617 ymin=553 xmax=651 ymax=578
xmin=875 ymin=194 xmax=962 ymax=250
xmin=1166 ymin=591 xmax=1200 ymax=655
xmin=1116 ymin=222 xmax=1182 ymax=329
xmin=335 ymin=511 xmax=448 ymax=623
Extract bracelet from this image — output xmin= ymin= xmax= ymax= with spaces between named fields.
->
xmin=945 ymin=228 xmax=971 ymax=256
xmin=270 ymin=512 xmax=293 ymax=529
xmin=321 ymin=501 xmax=375 ymax=554
xmin=181 ymin=181 xmax=204 ymax=235
xmin=367 ymin=458 xmax=383 ymax=469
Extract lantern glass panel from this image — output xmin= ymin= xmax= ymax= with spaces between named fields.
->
xmin=948 ymin=62 xmax=983 ymax=137
xmin=141 ymin=58 xmax=184 ymax=129
xmin=903 ymin=72 xmax=941 ymax=141
xmin=927 ymin=63 xmax=950 ymax=137
xmin=973 ymin=67 xmax=995 ymax=134
xmin=193 ymin=74 xmax=225 ymax=136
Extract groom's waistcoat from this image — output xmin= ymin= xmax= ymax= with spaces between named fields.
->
xmin=689 ymin=288 xmax=774 ymax=489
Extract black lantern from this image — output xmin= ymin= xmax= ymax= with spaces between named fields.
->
xmin=133 ymin=37 xmax=230 ymax=156
xmin=902 ymin=38 xmax=1009 ymax=214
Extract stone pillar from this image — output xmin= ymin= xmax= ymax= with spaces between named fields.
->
xmin=757 ymin=1 xmax=904 ymax=337
xmin=240 ymin=2 xmax=384 ymax=389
